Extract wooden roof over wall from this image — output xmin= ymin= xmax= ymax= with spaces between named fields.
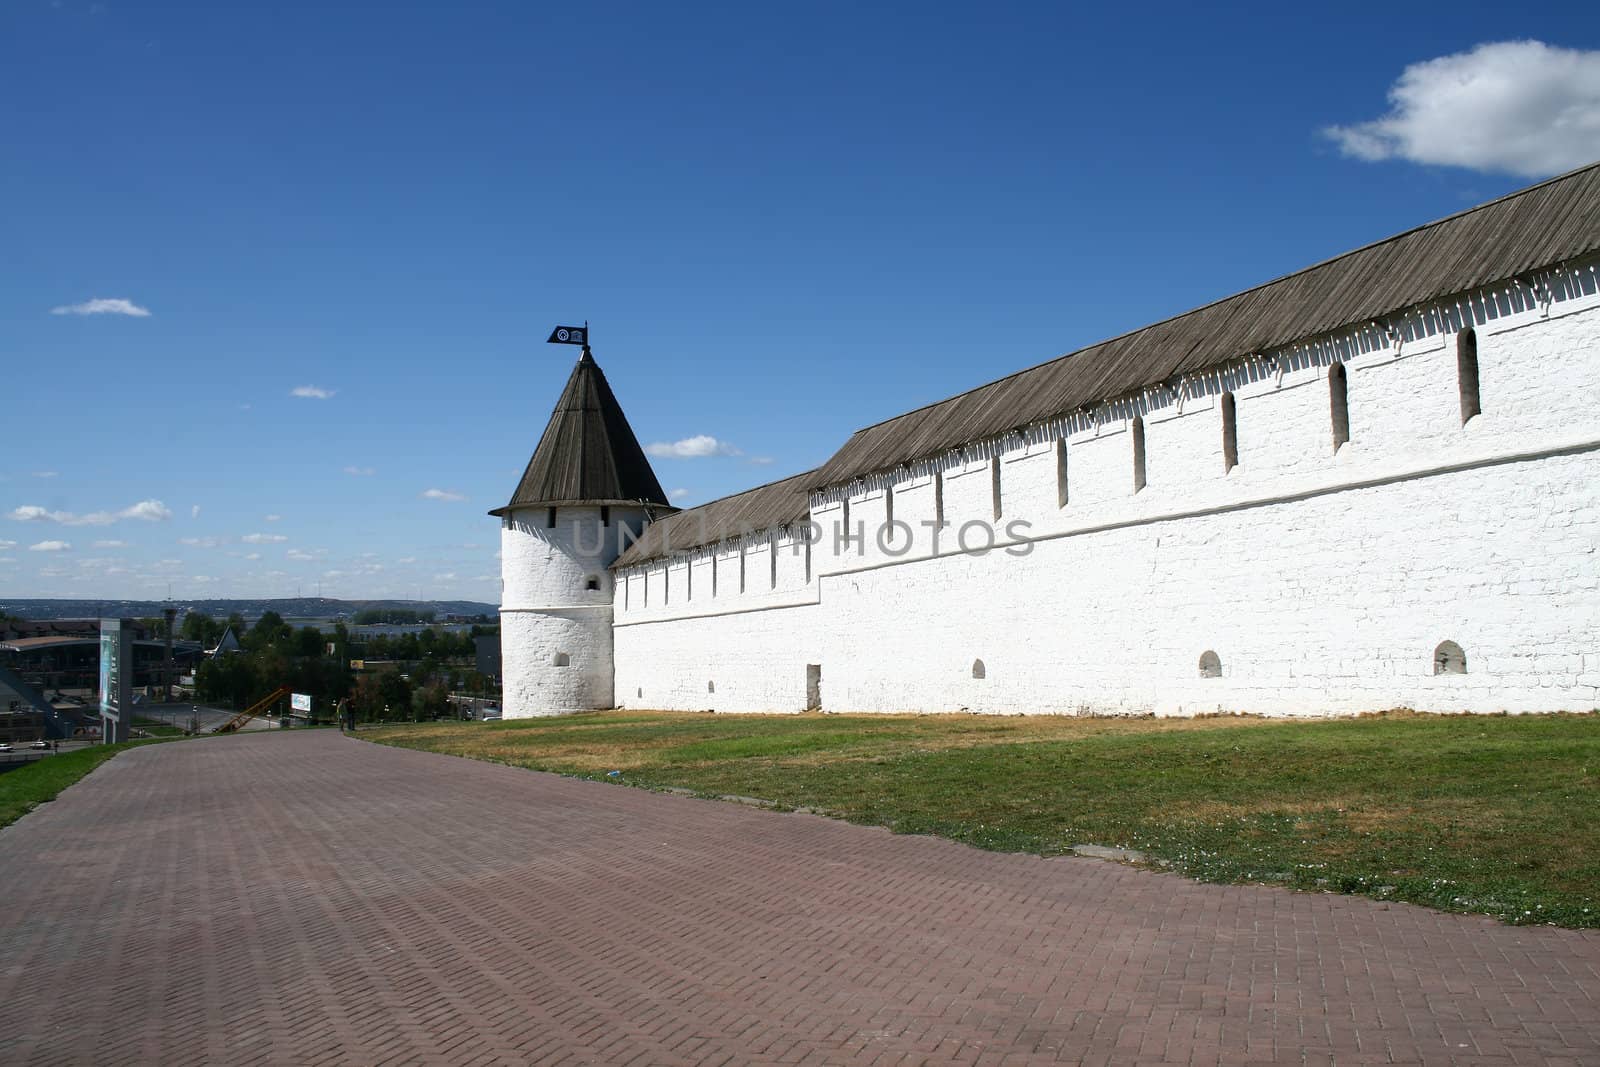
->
xmin=612 ymin=162 xmax=1600 ymax=567
xmin=614 ymin=471 xmax=814 ymax=567
xmin=809 ymin=161 xmax=1600 ymax=490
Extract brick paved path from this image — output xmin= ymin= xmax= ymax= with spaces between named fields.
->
xmin=1 ymin=732 xmax=1597 ymax=1065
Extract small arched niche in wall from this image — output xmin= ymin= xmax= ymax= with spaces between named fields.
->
xmin=971 ymin=658 xmax=986 ymax=679
xmin=552 ymin=652 xmax=571 ymax=667
xmin=1433 ymin=640 xmax=1466 ymax=675
xmin=584 ymin=574 xmax=601 ymax=591
xmin=708 ymin=680 xmax=715 ymax=693
xmin=1198 ymin=650 xmax=1222 ymax=678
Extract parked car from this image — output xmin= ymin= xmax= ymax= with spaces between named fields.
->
xmin=0 ymin=743 xmax=12 ymax=753
xmin=29 ymin=740 xmax=50 ymax=750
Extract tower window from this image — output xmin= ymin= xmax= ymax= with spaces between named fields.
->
xmin=934 ymin=470 xmax=945 ymax=528
xmin=553 ymin=652 xmax=570 ymax=667
xmin=971 ymin=658 xmax=986 ymax=679
xmin=600 ymin=506 xmax=611 ymax=526
xmin=1329 ymin=362 xmax=1350 ymax=451
xmin=884 ymin=485 xmax=894 ymax=527
xmin=584 ymin=575 xmax=601 ymax=591
xmin=1199 ymin=651 xmax=1222 ymax=678
xmin=1434 ymin=640 xmax=1467 ymax=675
xmin=1220 ymin=393 xmax=1238 ymax=473
xmin=546 ymin=507 xmax=557 ymax=529
xmin=1457 ymin=328 xmax=1481 ymax=425
xmin=1131 ymin=416 xmax=1147 ymax=492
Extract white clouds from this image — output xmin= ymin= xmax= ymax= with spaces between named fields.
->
xmin=244 ymin=552 xmax=262 ymax=561
xmin=291 ymin=385 xmax=336 ymax=400
xmin=29 ymin=540 xmax=71 ymax=552
xmin=0 ymin=540 xmax=14 ymax=549
xmin=50 ymin=297 xmax=151 ymax=318
xmin=241 ymin=532 xmax=288 ymax=544
xmin=178 ymin=536 xmax=222 ymax=548
xmin=1323 ymin=40 xmax=1600 ymax=178
xmin=748 ymin=456 xmax=776 ymax=466
xmin=92 ymin=539 xmax=127 ymax=548
xmin=343 ymin=466 xmax=375 ymax=476
xmin=646 ymin=434 xmax=742 ymax=459
xmin=32 ymin=471 xmax=58 ymax=478
xmin=0 ymin=558 xmax=15 ymax=565
xmin=286 ymin=549 xmax=316 ymax=561
xmin=190 ymin=504 xmax=201 ymax=519
xmin=264 ymin=514 xmax=281 ymax=522
xmin=396 ymin=556 xmax=418 ymax=564
xmin=669 ymin=487 xmax=690 ymax=501
xmin=434 ymin=571 xmax=458 ymax=581
xmin=9 ymin=499 xmax=172 ymax=526
xmin=124 ymin=500 xmax=173 ymax=522
xmin=421 ymin=488 xmax=466 ymax=502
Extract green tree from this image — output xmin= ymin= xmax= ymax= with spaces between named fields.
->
xmin=246 ymin=611 xmax=291 ymax=652
xmin=181 ymin=612 xmax=223 ymax=645
xmin=293 ymin=626 xmax=325 ymax=659
xmin=413 ymin=682 xmax=449 ymax=721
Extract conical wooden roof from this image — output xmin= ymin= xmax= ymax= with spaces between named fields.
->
xmin=492 ymin=349 xmax=671 ymax=513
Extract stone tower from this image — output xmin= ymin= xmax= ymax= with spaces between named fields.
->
xmin=492 ymin=347 xmax=672 ymax=716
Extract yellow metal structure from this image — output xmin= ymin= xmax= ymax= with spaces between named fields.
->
xmin=216 ymin=686 xmax=290 ymax=733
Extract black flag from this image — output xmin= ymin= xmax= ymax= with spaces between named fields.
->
xmin=547 ymin=325 xmax=588 ymax=346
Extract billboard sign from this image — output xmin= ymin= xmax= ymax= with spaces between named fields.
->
xmin=98 ymin=619 xmax=132 ymax=744
xmin=291 ymin=693 xmax=312 ymax=713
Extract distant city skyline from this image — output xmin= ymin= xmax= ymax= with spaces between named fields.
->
xmin=4 ymin=3 xmax=1597 ymax=600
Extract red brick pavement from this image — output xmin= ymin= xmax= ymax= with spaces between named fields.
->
xmin=0 ymin=731 xmax=1596 ymax=1065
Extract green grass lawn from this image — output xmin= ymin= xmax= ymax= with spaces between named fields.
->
xmin=0 ymin=739 xmax=172 ymax=830
xmin=370 ymin=710 xmax=1600 ymax=928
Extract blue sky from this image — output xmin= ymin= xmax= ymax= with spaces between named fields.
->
xmin=4 ymin=1 xmax=1598 ymax=603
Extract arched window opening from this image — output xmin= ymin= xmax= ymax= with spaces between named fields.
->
xmin=707 ymin=680 xmax=715 ymax=694
xmin=1131 ymin=416 xmax=1147 ymax=492
xmin=584 ymin=575 xmax=601 ymax=591
xmin=884 ymin=485 xmax=894 ymax=527
xmin=1329 ymin=362 xmax=1350 ymax=451
xmin=553 ymin=652 xmax=571 ymax=667
xmin=1434 ymin=640 xmax=1467 ymax=675
xmin=1220 ymin=393 xmax=1238 ymax=473
xmin=1457 ymin=328 xmax=1481 ymax=425
xmin=971 ymin=658 xmax=986 ymax=680
xmin=1198 ymin=651 xmax=1222 ymax=679
xmin=637 ymin=687 xmax=643 ymax=699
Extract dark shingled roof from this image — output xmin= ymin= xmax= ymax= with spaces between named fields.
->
xmin=492 ymin=350 xmax=671 ymax=514
xmin=809 ymin=161 xmax=1600 ymax=491
xmin=614 ymin=470 xmax=815 ymax=567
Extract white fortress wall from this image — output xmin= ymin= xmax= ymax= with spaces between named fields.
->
xmin=614 ymin=526 xmax=821 ymax=712
xmin=612 ymin=262 xmax=1600 ymax=715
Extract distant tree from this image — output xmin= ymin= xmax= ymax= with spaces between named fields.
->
xmin=413 ymin=682 xmax=448 ymax=721
xmin=226 ymin=612 xmax=249 ymax=638
xmin=181 ymin=612 xmax=222 ymax=645
xmin=293 ymin=626 xmax=325 ymax=659
xmin=380 ymin=671 xmax=411 ymax=715
xmin=348 ymin=673 xmax=386 ymax=722
xmin=246 ymin=611 xmax=291 ymax=651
